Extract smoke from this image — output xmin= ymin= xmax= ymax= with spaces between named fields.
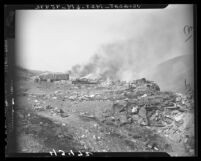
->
xmin=70 ymin=6 xmax=193 ymax=82
xmin=71 ymin=31 xmax=183 ymax=81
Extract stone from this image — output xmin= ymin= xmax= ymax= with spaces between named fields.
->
xmin=138 ymin=117 xmax=148 ymax=126
xmin=163 ymin=116 xmax=174 ymax=124
xmin=60 ymin=113 xmax=69 ymax=118
xmin=132 ymin=114 xmax=140 ymax=121
xmin=119 ymin=114 xmax=128 ymax=125
xmin=59 ymin=109 xmax=65 ymax=113
xmin=127 ymin=99 xmax=138 ymax=105
xmin=176 ymin=97 xmax=182 ymax=102
xmin=131 ymin=106 xmax=139 ymax=114
xmin=46 ymin=105 xmax=53 ymax=109
xmin=112 ymin=100 xmax=127 ymax=114
xmin=174 ymin=114 xmax=183 ymax=122
xmin=97 ymin=136 xmax=101 ymax=140
xmin=138 ymin=106 xmax=147 ymax=119
xmin=175 ymin=119 xmax=184 ymax=127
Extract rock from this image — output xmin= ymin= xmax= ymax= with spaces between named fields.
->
xmin=35 ymin=106 xmax=44 ymax=111
xmin=119 ymin=114 xmax=128 ymax=125
xmin=111 ymin=116 xmax=115 ymax=121
xmin=176 ymin=97 xmax=182 ymax=102
xmin=149 ymin=112 xmax=158 ymax=122
xmin=177 ymin=104 xmax=187 ymax=112
xmin=127 ymin=99 xmax=138 ymax=105
xmin=97 ymin=136 xmax=101 ymax=140
xmin=112 ymin=100 xmax=127 ymax=114
xmin=124 ymin=91 xmax=138 ymax=99
xmin=58 ymin=134 xmax=64 ymax=138
xmin=138 ymin=117 xmax=148 ymax=126
xmin=127 ymin=117 xmax=132 ymax=123
xmin=59 ymin=109 xmax=65 ymax=113
xmin=69 ymin=95 xmax=77 ymax=100
xmin=52 ymin=113 xmax=57 ymax=116
xmin=131 ymin=106 xmax=139 ymax=114
xmin=163 ymin=116 xmax=174 ymax=124
xmin=138 ymin=106 xmax=147 ymax=119
xmin=174 ymin=114 xmax=183 ymax=122
xmin=60 ymin=113 xmax=69 ymax=118
xmin=94 ymin=123 xmax=98 ymax=128
xmin=175 ymin=119 xmax=184 ymax=127
xmin=132 ymin=114 xmax=140 ymax=121
xmin=46 ymin=105 xmax=53 ymax=109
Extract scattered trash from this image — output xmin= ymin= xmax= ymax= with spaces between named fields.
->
xmin=154 ymin=147 xmax=159 ymax=151
xmin=141 ymin=94 xmax=147 ymax=98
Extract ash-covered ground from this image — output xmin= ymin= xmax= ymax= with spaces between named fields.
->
xmin=14 ymin=70 xmax=194 ymax=156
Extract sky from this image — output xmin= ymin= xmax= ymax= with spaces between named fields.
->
xmin=15 ymin=4 xmax=193 ymax=73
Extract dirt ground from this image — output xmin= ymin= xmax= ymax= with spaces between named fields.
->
xmin=14 ymin=79 xmax=194 ymax=156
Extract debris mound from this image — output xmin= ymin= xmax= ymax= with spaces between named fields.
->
xmin=102 ymin=78 xmax=194 ymax=153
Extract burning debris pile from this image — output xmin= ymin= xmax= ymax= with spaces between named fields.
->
xmin=32 ymin=72 xmax=69 ymax=83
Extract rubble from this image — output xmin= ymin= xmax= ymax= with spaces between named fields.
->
xmin=101 ymin=78 xmax=194 ymax=151
xmin=24 ymin=75 xmax=194 ymax=155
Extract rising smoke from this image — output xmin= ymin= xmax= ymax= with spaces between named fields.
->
xmin=70 ymin=5 xmax=193 ymax=83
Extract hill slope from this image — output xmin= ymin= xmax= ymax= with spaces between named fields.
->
xmin=140 ymin=54 xmax=194 ymax=93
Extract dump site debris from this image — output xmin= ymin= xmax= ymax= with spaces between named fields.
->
xmin=17 ymin=74 xmax=194 ymax=156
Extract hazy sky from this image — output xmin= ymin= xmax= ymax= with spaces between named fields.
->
xmin=16 ymin=4 xmax=193 ymax=72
